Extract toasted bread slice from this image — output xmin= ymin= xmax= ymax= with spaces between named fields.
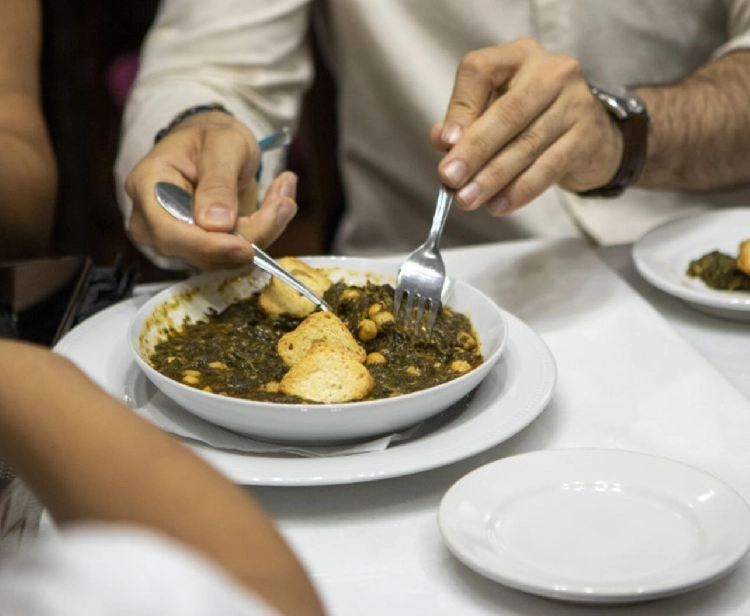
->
xmin=280 ymin=341 xmax=374 ymax=403
xmin=738 ymin=239 xmax=750 ymax=275
xmin=258 ymin=257 xmax=332 ymax=318
xmin=278 ymin=310 xmax=366 ymax=367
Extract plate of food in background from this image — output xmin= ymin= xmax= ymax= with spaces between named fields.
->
xmin=632 ymin=208 xmax=750 ymax=321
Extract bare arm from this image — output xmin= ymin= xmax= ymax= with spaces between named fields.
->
xmin=0 ymin=340 xmax=324 ymax=616
xmin=0 ymin=0 xmax=56 ymax=259
xmin=637 ymin=50 xmax=750 ymax=191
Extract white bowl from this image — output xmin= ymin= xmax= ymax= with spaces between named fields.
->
xmin=128 ymin=256 xmax=507 ymax=444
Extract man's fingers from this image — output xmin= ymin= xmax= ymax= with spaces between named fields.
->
xmin=439 ymin=45 xmax=587 ymax=195
xmin=193 ymin=126 xmax=255 ymax=232
xmin=440 ymin=40 xmax=542 ymax=147
xmin=452 ymin=98 xmax=567 ymax=210
xmin=441 ymin=51 xmax=497 ymax=147
xmin=484 ymin=131 xmax=574 ymax=216
xmin=430 ymin=122 xmax=453 ymax=152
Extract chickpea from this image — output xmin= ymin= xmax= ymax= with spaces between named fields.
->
xmin=339 ymin=288 xmax=361 ymax=303
xmin=357 ymin=319 xmax=378 ymax=341
xmin=261 ymin=381 xmax=281 ymax=393
xmin=372 ymin=311 xmax=394 ymax=328
xmin=182 ymin=374 xmax=201 ymax=385
xmin=367 ymin=303 xmax=383 ymax=317
xmin=406 ymin=365 xmax=421 ymax=376
xmin=182 ymin=369 xmax=201 ymax=377
xmin=208 ymin=361 xmax=227 ymax=370
xmin=457 ymin=331 xmax=476 ymax=350
xmin=450 ymin=360 xmax=472 ymax=374
xmin=366 ymin=352 xmax=386 ymax=365
xmin=202 ymin=385 xmax=213 ymax=393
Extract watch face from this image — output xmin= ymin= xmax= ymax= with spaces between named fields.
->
xmin=590 ymin=85 xmax=646 ymax=119
xmin=592 ymin=89 xmax=628 ymax=120
xmin=626 ymin=97 xmax=646 ymax=114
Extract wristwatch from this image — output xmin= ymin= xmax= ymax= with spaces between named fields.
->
xmin=577 ymin=84 xmax=650 ymax=198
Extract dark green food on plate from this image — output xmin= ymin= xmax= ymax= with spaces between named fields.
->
xmin=148 ymin=281 xmax=484 ymax=403
xmin=686 ymin=251 xmax=750 ymax=292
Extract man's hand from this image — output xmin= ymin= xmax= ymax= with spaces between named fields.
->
xmin=124 ymin=111 xmax=297 ymax=270
xmin=433 ymin=38 xmax=623 ymax=216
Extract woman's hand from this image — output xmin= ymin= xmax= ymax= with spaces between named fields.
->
xmin=124 ymin=111 xmax=297 ymax=270
xmin=434 ymin=38 xmax=623 ymax=216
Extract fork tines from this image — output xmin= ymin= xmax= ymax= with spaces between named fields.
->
xmin=393 ymin=282 xmax=442 ymax=334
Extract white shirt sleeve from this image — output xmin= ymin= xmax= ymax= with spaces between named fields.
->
xmin=0 ymin=524 xmax=281 ymax=616
xmin=114 ymin=0 xmax=314 ymax=267
xmin=714 ymin=0 xmax=750 ymax=56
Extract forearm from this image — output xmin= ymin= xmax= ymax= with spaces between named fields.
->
xmin=0 ymin=129 xmax=56 ymax=259
xmin=637 ymin=50 xmax=750 ymax=191
xmin=0 ymin=0 xmax=55 ymax=258
xmin=0 ymin=340 xmax=324 ymax=616
xmin=116 ymin=0 xmax=313 ymax=222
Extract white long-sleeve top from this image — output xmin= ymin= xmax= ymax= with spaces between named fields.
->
xmin=115 ymin=0 xmax=750 ymax=259
xmin=0 ymin=525 xmax=278 ymax=615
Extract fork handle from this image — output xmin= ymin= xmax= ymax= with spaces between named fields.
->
xmin=427 ymin=185 xmax=454 ymax=247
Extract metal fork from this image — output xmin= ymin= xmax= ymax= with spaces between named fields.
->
xmin=394 ymin=185 xmax=454 ymax=332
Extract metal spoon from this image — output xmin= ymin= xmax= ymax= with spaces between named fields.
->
xmin=153 ymin=181 xmax=332 ymax=313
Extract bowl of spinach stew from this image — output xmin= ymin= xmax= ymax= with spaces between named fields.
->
xmin=128 ymin=257 xmax=508 ymax=445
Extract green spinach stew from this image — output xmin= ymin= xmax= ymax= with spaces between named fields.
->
xmin=148 ymin=281 xmax=484 ymax=404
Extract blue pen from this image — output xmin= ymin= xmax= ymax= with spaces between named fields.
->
xmin=256 ymin=127 xmax=292 ymax=182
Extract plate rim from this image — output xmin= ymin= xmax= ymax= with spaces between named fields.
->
xmin=438 ymin=447 xmax=750 ymax=604
xmin=54 ymin=297 xmax=556 ymax=486
xmin=632 ymin=208 xmax=750 ymax=312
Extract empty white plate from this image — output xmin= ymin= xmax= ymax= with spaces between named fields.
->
xmin=439 ymin=449 xmax=750 ymax=604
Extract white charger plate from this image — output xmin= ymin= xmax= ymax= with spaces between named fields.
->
xmin=632 ymin=208 xmax=750 ymax=321
xmin=439 ymin=449 xmax=750 ymax=604
xmin=54 ymin=298 xmax=555 ymax=486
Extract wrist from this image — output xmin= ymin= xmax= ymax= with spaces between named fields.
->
xmin=154 ymin=102 xmax=233 ymax=144
xmin=577 ymin=85 xmax=650 ymax=198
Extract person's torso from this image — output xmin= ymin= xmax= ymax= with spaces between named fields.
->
xmin=313 ymin=0 xmax=739 ymax=253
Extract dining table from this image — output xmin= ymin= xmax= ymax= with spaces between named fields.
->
xmin=55 ymin=236 xmax=750 ymax=614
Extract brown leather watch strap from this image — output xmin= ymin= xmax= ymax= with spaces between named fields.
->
xmin=577 ymin=87 xmax=650 ymax=198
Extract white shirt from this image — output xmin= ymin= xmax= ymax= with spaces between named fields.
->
xmin=115 ymin=0 xmax=750 ymax=263
xmin=0 ymin=525 xmax=279 ymax=616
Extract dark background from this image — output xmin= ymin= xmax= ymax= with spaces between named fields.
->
xmin=41 ymin=0 xmax=343 ymax=282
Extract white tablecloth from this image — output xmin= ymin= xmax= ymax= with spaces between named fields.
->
xmin=247 ymin=238 xmax=750 ymax=616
